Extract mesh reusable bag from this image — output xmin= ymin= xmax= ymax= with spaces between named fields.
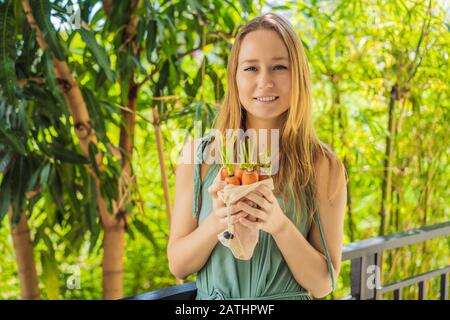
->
xmin=214 ymin=173 xmax=274 ymax=260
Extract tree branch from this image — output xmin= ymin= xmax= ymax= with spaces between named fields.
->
xmin=102 ymin=0 xmax=112 ymax=16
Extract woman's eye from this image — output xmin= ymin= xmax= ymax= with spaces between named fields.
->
xmin=243 ymin=65 xmax=287 ymax=72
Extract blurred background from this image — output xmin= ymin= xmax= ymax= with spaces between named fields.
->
xmin=0 ymin=0 xmax=449 ymax=300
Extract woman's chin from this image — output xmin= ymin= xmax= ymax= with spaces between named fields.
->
xmin=246 ymin=110 xmax=284 ymax=122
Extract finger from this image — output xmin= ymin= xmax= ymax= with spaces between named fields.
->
xmin=221 ymin=212 xmax=248 ymax=225
xmin=240 ymin=198 xmax=258 ymax=209
xmin=208 ymin=181 xmax=227 ymax=197
xmin=237 ymin=202 xmax=267 ymax=221
xmin=244 ymin=193 xmax=271 ymax=212
xmin=233 ymin=212 xmax=249 ymax=223
xmin=212 ymin=199 xmax=226 ymax=209
xmin=216 ymin=205 xmax=241 ymax=218
xmin=238 ymin=217 xmax=261 ymax=230
xmin=257 ymin=185 xmax=276 ymax=203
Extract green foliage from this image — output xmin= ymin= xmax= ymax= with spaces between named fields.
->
xmin=0 ymin=0 xmax=16 ymax=105
xmin=29 ymin=0 xmax=67 ymax=60
xmin=78 ymin=28 xmax=114 ymax=82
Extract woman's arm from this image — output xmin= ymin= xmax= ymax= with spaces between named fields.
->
xmin=167 ymin=141 xmax=243 ymax=279
xmin=271 ymin=156 xmax=347 ymax=298
xmin=167 ymin=141 xmax=218 ymax=280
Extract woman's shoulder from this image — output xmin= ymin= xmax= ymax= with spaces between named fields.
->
xmin=314 ymin=143 xmax=348 ymax=203
xmin=178 ymin=134 xmax=219 ymax=182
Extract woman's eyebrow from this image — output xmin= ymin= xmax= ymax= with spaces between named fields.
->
xmin=240 ymin=57 xmax=289 ymax=64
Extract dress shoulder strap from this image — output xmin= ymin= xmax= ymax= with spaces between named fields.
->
xmin=192 ymin=132 xmax=215 ymax=218
xmin=314 ymin=210 xmax=336 ymax=291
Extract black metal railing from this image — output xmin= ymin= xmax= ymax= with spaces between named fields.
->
xmin=341 ymin=220 xmax=449 ymax=300
xmin=124 ymin=220 xmax=450 ymax=300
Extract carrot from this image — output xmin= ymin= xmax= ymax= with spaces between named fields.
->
xmin=242 ymin=170 xmax=259 ymax=185
xmin=220 ymin=167 xmax=229 ymax=180
xmin=259 ymin=174 xmax=270 ymax=181
xmin=234 ymin=168 xmax=244 ymax=179
xmin=225 ymin=175 xmax=241 ymax=185
xmin=220 ymin=134 xmax=237 ymax=181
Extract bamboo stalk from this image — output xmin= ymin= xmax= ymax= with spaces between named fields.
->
xmin=22 ymin=0 xmax=122 ymax=299
xmin=104 ymin=0 xmax=142 ymax=299
xmin=152 ymin=107 xmax=184 ymax=285
xmin=8 ymin=209 xmax=40 ymax=300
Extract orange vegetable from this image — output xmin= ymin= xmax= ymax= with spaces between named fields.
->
xmin=259 ymin=174 xmax=270 ymax=181
xmin=242 ymin=170 xmax=259 ymax=185
xmin=234 ymin=168 xmax=244 ymax=179
xmin=225 ymin=175 xmax=241 ymax=185
xmin=220 ymin=167 xmax=229 ymax=181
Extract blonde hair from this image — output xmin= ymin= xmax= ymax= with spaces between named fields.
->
xmin=213 ymin=12 xmax=347 ymax=225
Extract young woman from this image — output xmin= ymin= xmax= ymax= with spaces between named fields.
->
xmin=168 ymin=12 xmax=348 ymax=300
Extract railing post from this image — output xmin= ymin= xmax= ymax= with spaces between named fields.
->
xmin=441 ymin=273 xmax=448 ymax=300
xmin=393 ymin=288 xmax=402 ymax=300
xmin=351 ymin=253 xmax=380 ymax=300
xmin=350 ymin=258 xmax=361 ymax=299
xmin=418 ymin=281 xmax=426 ymax=300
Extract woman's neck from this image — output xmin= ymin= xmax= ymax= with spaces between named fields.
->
xmin=244 ymin=113 xmax=284 ymax=131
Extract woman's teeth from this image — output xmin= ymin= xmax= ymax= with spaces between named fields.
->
xmin=255 ymin=96 xmax=279 ymax=102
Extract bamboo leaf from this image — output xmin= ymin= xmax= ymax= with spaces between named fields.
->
xmin=78 ymin=27 xmax=114 ymax=82
xmin=0 ymin=0 xmax=16 ymax=105
xmin=0 ymin=128 xmax=27 ymax=155
xmin=135 ymin=18 xmax=146 ymax=45
xmin=48 ymin=144 xmax=89 ymax=164
xmin=117 ymin=50 xmax=132 ymax=101
xmin=146 ymin=19 xmax=157 ymax=62
xmin=94 ymin=69 xmax=107 ymax=90
xmin=88 ymin=142 xmax=101 ymax=177
xmin=239 ymin=0 xmax=252 ymax=13
xmin=88 ymin=223 xmax=100 ymax=254
xmin=10 ymin=156 xmax=27 ymax=223
xmin=107 ymin=0 xmax=131 ymax=31
xmin=222 ymin=11 xmax=235 ymax=32
xmin=82 ymin=87 xmax=107 ymax=142
xmin=0 ymin=149 xmax=13 ymax=172
xmin=133 ymin=219 xmax=159 ymax=254
xmin=131 ymin=55 xmax=148 ymax=76
xmin=49 ymin=166 xmax=64 ymax=215
xmin=42 ymin=49 xmax=66 ymax=109
xmin=39 ymin=162 xmax=51 ymax=189
xmin=155 ymin=59 xmax=170 ymax=96
xmin=186 ymin=58 xmax=204 ymax=98
xmin=87 ymin=173 xmax=97 ymax=233
xmin=29 ymin=0 xmax=67 ymax=60
xmin=40 ymin=250 xmax=60 ymax=299
xmin=25 ymin=163 xmax=41 ymax=194
xmin=0 ymin=170 xmax=11 ymax=224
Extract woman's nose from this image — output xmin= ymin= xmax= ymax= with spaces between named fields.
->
xmin=258 ymin=73 xmax=274 ymax=89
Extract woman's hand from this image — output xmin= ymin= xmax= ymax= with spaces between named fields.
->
xmin=236 ymin=184 xmax=289 ymax=235
xmin=207 ymin=180 xmax=248 ymax=234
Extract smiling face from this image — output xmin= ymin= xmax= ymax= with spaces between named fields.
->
xmin=236 ymin=29 xmax=292 ymax=123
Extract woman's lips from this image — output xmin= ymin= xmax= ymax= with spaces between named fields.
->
xmin=253 ymin=97 xmax=279 ymax=104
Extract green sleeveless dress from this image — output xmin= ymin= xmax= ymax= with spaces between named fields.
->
xmin=192 ymin=133 xmax=335 ymax=300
